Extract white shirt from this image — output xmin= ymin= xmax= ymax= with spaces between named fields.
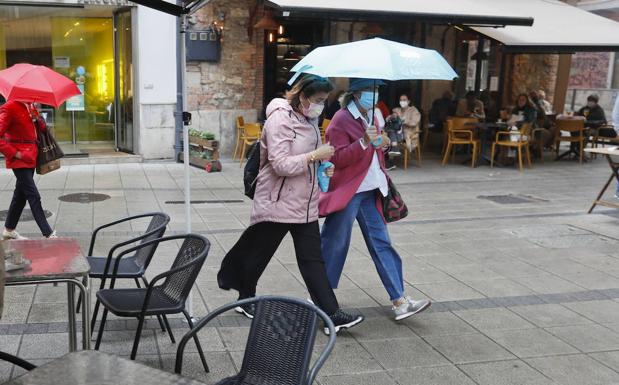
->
xmin=347 ymin=102 xmax=389 ymax=197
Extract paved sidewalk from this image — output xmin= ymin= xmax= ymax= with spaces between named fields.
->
xmin=1 ymin=154 xmax=619 ymax=384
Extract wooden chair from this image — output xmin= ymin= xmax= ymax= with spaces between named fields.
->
xmin=555 ymin=118 xmax=585 ymax=164
xmin=491 ymin=123 xmax=533 ymax=171
xmin=235 ymin=116 xmax=262 ymax=160
xmin=441 ymin=117 xmax=480 ymax=167
xmin=239 ymin=122 xmax=262 ymax=168
xmin=401 ymin=129 xmax=422 ymax=169
xmin=591 ymin=124 xmax=619 ymax=159
xmin=320 ymin=119 xmax=330 ymax=143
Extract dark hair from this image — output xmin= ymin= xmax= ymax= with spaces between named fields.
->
xmin=587 ymin=94 xmax=599 ymax=103
xmin=287 ymin=75 xmax=334 ymax=111
xmin=516 ymin=93 xmax=534 ymax=109
xmin=399 ymin=93 xmax=411 ymax=100
xmin=465 ymin=91 xmax=477 ymax=99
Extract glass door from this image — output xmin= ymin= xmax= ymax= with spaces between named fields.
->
xmin=114 ymin=9 xmax=134 ymax=153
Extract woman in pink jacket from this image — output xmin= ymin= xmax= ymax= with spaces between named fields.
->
xmin=218 ymin=75 xmax=363 ymax=334
xmin=319 ymin=79 xmax=431 ymax=321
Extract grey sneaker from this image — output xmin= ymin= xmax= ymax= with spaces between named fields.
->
xmin=2 ymin=229 xmax=27 ymax=240
xmin=393 ymin=297 xmax=431 ymax=321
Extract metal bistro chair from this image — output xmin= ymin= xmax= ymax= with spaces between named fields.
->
xmin=555 ymin=118 xmax=586 ymax=163
xmin=77 ymin=212 xmax=170 ymax=337
xmin=491 ymin=123 xmax=533 ymax=171
xmin=441 ymin=117 xmax=480 ymax=167
xmin=95 ymin=234 xmax=210 ymax=373
xmin=239 ymin=122 xmax=262 ymax=168
xmin=175 ymin=296 xmax=336 ymax=385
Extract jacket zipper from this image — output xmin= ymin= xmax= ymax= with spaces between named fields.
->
xmin=306 ymin=122 xmax=319 ymax=223
xmin=276 ymin=177 xmax=286 ymax=201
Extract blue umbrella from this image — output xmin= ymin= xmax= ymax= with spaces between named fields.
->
xmin=288 ymin=37 xmax=458 ymax=85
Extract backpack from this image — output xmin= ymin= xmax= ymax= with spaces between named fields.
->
xmin=243 ymin=140 xmax=261 ymax=199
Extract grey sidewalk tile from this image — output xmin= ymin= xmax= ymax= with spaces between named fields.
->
xmin=405 ymin=312 xmax=477 ymax=336
xmin=96 ymin=329 xmax=159 ymax=355
xmin=318 ymin=341 xmax=384 ymax=376
xmin=0 ymin=335 xmax=21 ymax=355
xmin=361 ymin=337 xmax=450 ymax=369
xmin=424 ymin=333 xmax=516 ymax=364
xmin=525 ymin=354 xmax=619 ymax=385
xmin=459 ymin=360 xmax=556 ymax=385
xmin=161 ymin=352 xmax=237 ymax=384
xmin=454 ymin=308 xmax=536 ymax=331
xmin=23 ymin=323 xmax=49 ymax=334
xmin=18 ymin=333 xmax=70 ymax=359
xmin=389 ymin=366 xmax=477 ymax=385
xmin=347 ymin=317 xmax=417 ymax=342
xmin=546 ymin=324 xmax=619 ymax=353
xmin=563 ymin=300 xmax=619 ymax=324
xmin=589 ymin=351 xmax=619 ymax=372
xmin=464 ymin=278 xmax=535 ymax=298
xmin=413 ymin=282 xmax=485 ymax=302
xmin=484 ymin=328 xmax=579 ymax=358
xmin=319 ymin=371 xmax=398 ymax=385
xmin=509 ymin=304 xmax=594 ymax=328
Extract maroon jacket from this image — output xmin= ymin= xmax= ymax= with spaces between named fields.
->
xmin=319 ymin=107 xmax=385 ymax=217
xmin=0 ymin=101 xmax=40 ymax=169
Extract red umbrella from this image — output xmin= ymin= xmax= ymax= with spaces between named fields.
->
xmin=0 ymin=63 xmax=81 ymax=107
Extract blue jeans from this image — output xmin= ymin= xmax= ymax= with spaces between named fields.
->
xmin=320 ymin=190 xmax=404 ymax=301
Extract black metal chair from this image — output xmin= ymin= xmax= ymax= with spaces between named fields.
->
xmin=175 ymin=296 xmax=336 ymax=385
xmin=0 ymin=351 xmax=36 ymax=371
xmin=77 ymin=212 xmax=170 ymax=336
xmin=94 ymin=234 xmax=210 ymax=373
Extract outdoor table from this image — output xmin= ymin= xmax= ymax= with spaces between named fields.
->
xmin=465 ymin=121 xmax=509 ymax=165
xmin=585 ymin=147 xmax=619 ymax=213
xmin=4 ymin=350 xmax=206 ymax=385
xmin=5 ymin=238 xmax=91 ymax=351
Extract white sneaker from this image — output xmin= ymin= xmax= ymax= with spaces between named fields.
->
xmin=393 ymin=297 xmax=431 ymax=321
xmin=46 ymin=231 xmax=58 ymax=239
xmin=2 ymin=229 xmax=27 ymax=240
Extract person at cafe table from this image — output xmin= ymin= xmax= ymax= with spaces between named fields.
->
xmin=0 ymin=100 xmax=57 ymax=240
xmin=576 ymin=94 xmax=607 ymax=131
xmin=456 ymin=91 xmax=485 ymax=121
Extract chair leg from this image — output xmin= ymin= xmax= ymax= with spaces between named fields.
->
xmin=471 ymin=143 xmax=477 ymax=168
xmin=139 ymin=277 xmax=166 ymax=333
xmin=403 ymin=146 xmax=408 ymax=170
xmin=95 ymin=308 xmax=108 ymax=350
xmin=416 ymin=146 xmax=422 ymax=166
xmin=90 ymin=299 xmax=102 ymax=337
xmin=517 ymin=146 xmax=523 ymax=171
xmin=526 ymin=145 xmax=532 ymax=168
xmin=441 ymin=143 xmax=452 ymax=166
xmin=183 ymin=310 xmax=210 ymax=373
xmin=539 ymin=141 xmax=544 ymax=163
xmin=490 ymin=143 xmax=496 ymax=168
xmin=239 ymin=141 xmax=247 ymax=168
xmin=76 ymin=293 xmax=82 ymax=314
xmin=162 ymin=315 xmax=175 ymax=343
xmin=233 ymin=137 xmax=240 ymax=160
xmin=579 ymin=141 xmax=584 ymax=164
xmin=130 ymin=315 xmax=146 ymax=360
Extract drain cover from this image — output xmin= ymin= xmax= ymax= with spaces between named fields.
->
xmin=0 ymin=209 xmax=53 ymax=221
xmin=478 ymin=194 xmax=548 ymax=204
xmin=58 ymin=193 xmax=111 ymax=203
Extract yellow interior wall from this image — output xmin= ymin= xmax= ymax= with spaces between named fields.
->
xmin=0 ymin=24 xmax=6 ymax=70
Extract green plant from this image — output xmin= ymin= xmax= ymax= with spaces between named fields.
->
xmin=200 ymin=131 xmax=216 ymax=140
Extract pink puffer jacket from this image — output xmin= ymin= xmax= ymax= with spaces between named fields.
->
xmin=250 ymin=98 xmax=321 ymax=225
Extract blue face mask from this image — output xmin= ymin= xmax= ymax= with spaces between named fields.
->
xmin=358 ymin=91 xmax=378 ymax=110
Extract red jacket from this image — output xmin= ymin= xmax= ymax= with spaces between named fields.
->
xmin=319 ymin=107 xmax=385 ymax=218
xmin=0 ymin=101 xmax=39 ymax=169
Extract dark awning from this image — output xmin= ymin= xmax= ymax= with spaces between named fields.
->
xmin=472 ymin=0 xmax=619 ymax=53
xmin=266 ymin=0 xmax=534 ymax=26
xmin=127 ymin=0 xmax=211 ymax=17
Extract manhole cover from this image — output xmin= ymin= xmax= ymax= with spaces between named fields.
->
xmin=58 ymin=193 xmax=111 ymax=203
xmin=0 ymin=209 xmax=53 ymax=221
xmin=478 ymin=194 xmax=548 ymax=204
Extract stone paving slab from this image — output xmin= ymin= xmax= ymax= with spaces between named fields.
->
xmin=1 ymin=158 xmax=619 ymax=384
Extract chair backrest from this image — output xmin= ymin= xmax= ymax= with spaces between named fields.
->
xmin=449 ymin=117 xmax=479 ymax=131
xmin=236 ymin=116 xmax=245 ymax=129
xmin=244 ymin=123 xmax=262 ymax=138
xmin=239 ymin=299 xmax=318 ymax=385
xmin=520 ymin=122 xmax=532 ymax=137
xmin=556 ymin=118 xmax=584 ymax=133
xmin=159 ymin=235 xmax=210 ymax=305
xmin=134 ymin=213 xmax=170 ymax=267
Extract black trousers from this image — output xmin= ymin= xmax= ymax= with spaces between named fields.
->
xmin=218 ymin=221 xmax=339 ymax=315
xmin=5 ymin=168 xmax=53 ymax=236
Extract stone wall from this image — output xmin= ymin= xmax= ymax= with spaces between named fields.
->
xmin=506 ymin=54 xmax=559 ymax=106
xmin=187 ymin=0 xmax=263 ymax=155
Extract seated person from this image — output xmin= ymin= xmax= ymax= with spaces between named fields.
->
xmin=456 ymin=91 xmax=485 ymax=120
xmin=510 ymin=93 xmax=538 ymax=127
xmin=384 ymin=114 xmax=403 ymax=156
xmin=389 ymin=93 xmax=421 ymax=155
xmin=577 ymin=94 xmax=607 ymax=130
xmin=429 ymin=90 xmax=456 ymax=132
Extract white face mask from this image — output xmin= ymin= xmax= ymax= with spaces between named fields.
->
xmin=302 ymin=101 xmax=324 ymax=119
xmin=399 ymin=101 xmax=409 ymax=109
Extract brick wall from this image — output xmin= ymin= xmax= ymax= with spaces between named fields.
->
xmin=506 ymin=54 xmax=559 ymax=106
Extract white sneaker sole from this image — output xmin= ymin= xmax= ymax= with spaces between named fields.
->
xmin=234 ymin=306 xmax=254 ymax=319
xmin=394 ymin=300 xmax=432 ymax=321
xmin=324 ymin=315 xmax=364 ymax=335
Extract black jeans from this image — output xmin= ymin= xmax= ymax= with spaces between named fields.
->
xmin=5 ymin=168 xmax=53 ymax=236
xmin=217 ymin=221 xmax=339 ymax=315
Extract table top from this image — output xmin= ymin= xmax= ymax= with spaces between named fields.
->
xmin=3 ymin=238 xmax=89 ymax=283
xmin=585 ymin=147 xmax=619 ymax=155
xmin=6 ymin=351 xmax=206 ymax=385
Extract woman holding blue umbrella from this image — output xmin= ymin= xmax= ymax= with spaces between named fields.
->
xmin=319 ymin=78 xmax=431 ymax=321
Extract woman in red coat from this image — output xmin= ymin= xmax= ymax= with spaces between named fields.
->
xmin=0 ymin=100 xmax=55 ymax=239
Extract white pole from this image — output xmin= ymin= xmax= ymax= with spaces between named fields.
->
xmin=180 ymin=13 xmax=194 ymax=317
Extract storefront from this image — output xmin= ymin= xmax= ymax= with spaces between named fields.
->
xmin=0 ymin=3 xmax=135 ymax=155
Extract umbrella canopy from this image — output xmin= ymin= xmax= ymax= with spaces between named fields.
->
xmin=0 ymin=63 xmax=81 ymax=107
xmin=289 ymin=38 xmax=458 ymax=84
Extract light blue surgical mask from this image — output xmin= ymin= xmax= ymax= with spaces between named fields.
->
xmin=358 ymin=91 xmax=378 ymax=110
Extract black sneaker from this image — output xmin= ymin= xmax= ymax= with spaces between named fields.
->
xmin=234 ymin=303 xmax=256 ymax=319
xmin=324 ymin=310 xmax=364 ymax=335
